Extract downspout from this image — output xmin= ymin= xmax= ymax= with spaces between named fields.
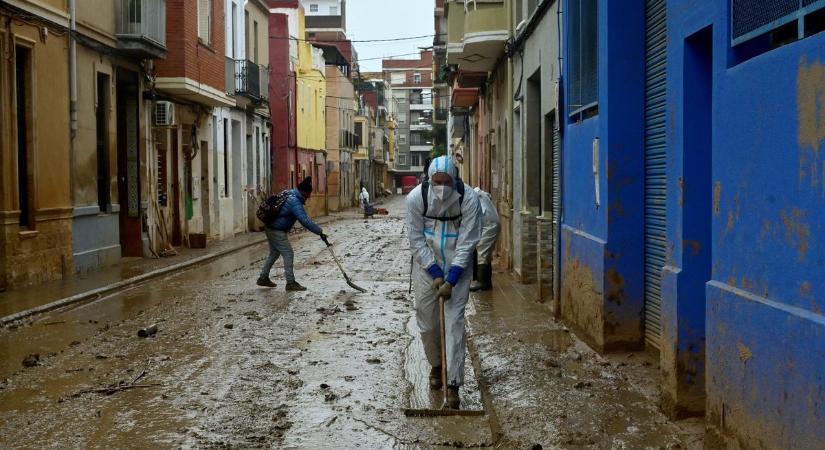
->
xmin=69 ymin=0 xmax=77 ymax=204
xmin=554 ymin=1 xmax=564 ymax=313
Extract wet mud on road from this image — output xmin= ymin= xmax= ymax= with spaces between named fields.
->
xmin=0 ymin=196 xmax=704 ymax=449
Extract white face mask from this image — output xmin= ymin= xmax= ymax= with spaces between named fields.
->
xmin=432 ymin=185 xmax=453 ymax=201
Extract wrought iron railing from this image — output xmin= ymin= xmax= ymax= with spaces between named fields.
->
xmin=235 ymin=59 xmax=261 ymax=100
xmin=116 ymin=0 xmax=166 ymax=47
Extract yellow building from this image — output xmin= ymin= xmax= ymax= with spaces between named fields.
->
xmin=295 ymin=9 xmax=327 ymax=216
xmin=0 ymin=1 xmax=73 ymax=288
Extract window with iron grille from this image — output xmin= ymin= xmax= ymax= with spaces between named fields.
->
xmin=731 ymin=0 xmax=825 ymax=46
xmin=309 ymin=4 xmax=319 ymax=12
xmin=568 ymin=0 xmax=598 ymax=119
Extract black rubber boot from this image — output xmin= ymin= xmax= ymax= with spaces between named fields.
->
xmin=286 ymin=281 xmax=307 ymax=291
xmin=470 ymin=265 xmax=490 ymax=291
xmin=446 ymin=385 xmax=460 ymax=409
xmin=429 ymin=366 xmax=443 ymax=390
xmin=256 ymin=277 xmax=277 ymax=288
xmin=482 ymin=264 xmax=493 ymax=291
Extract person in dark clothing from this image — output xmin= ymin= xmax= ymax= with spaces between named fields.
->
xmin=257 ymin=177 xmax=327 ymax=291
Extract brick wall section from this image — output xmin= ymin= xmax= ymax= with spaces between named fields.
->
xmin=269 ymin=12 xmax=297 ymax=191
xmin=154 ymin=0 xmax=226 ymax=93
xmin=537 ymin=217 xmax=554 ymax=305
xmin=520 ymin=212 xmax=537 ymax=284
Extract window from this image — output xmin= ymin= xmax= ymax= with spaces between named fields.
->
xmin=515 ymin=0 xmax=524 ymax=26
xmin=397 ymin=112 xmax=407 ymax=124
xmin=223 ymin=118 xmax=229 ymax=197
xmin=231 ymin=2 xmax=238 ymax=58
xmin=390 ymin=72 xmax=406 ymax=85
xmin=309 ymin=3 xmax=319 ymax=12
xmin=245 ymin=11 xmax=250 ymax=58
xmin=96 ymin=73 xmax=110 ymax=212
xmin=330 ymin=6 xmax=338 ymax=15
xmin=411 ymin=153 xmax=420 ymax=167
xmin=198 ymin=0 xmax=212 ymax=44
xmin=355 ymin=122 xmax=364 ymax=146
xmin=398 ymin=134 xmax=407 ymax=145
xmin=414 ymin=72 xmax=421 ymax=84
xmin=254 ymin=21 xmax=259 ymax=62
xmin=15 ymin=45 xmax=34 ymax=230
xmin=568 ymin=0 xmax=598 ymax=118
xmin=398 ymin=153 xmax=407 ymax=165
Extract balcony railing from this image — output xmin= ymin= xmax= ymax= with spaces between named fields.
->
xmin=116 ymin=0 xmax=166 ymax=58
xmin=235 ymin=59 xmax=261 ymax=100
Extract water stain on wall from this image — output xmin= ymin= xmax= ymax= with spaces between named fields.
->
xmin=780 ymin=208 xmax=810 ymax=260
xmin=797 ymin=57 xmax=825 ymax=190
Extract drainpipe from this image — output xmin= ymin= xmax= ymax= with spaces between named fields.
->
xmin=69 ymin=0 xmax=77 ymax=203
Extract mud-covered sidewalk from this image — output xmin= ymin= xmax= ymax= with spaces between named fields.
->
xmin=0 ymin=196 xmax=704 ymax=449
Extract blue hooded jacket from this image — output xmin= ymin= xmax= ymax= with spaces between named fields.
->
xmin=266 ymin=189 xmax=323 ymax=235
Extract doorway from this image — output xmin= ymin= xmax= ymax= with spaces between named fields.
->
xmin=679 ymin=25 xmax=713 ymax=408
xmin=116 ymin=69 xmax=142 ymax=257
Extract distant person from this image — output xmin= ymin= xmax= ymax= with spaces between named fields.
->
xmin=360 ymin=186 xmax=375 ymax=217
xmin=470 ymin=187 xmax=500 ymax=291
xmin=257 ymin=177 xmax=328 ymax=291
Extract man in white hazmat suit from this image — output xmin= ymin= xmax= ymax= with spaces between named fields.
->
xmin=470 ymin=187 xmax=500 ymax=292
xmin=406 ymin=155 xmax=481 ymax=409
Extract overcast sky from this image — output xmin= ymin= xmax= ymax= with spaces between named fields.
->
xmin=346 ymin=0 xmax=436 ymax=72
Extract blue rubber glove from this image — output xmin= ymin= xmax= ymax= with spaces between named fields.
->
xmin=427 ymin=264 xmax=445 ymax=280
xmin=445 ymin=266 xmax=464 ymax=286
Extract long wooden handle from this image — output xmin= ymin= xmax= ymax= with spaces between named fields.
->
xmin=439 ymin=295 xmax=448 ymax=403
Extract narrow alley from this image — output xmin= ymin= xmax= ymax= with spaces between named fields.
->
xmin=1 ymin=0 xmax=823 ymax=448
xmin=0 ymin=197 xmax=702 ymax=449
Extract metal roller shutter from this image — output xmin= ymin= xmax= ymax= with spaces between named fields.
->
xmin=644 ymin=0 xmax=667 ymax=349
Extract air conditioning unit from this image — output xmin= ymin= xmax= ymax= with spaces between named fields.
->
xmin=153 ymin=101 xmax=175 ymax=127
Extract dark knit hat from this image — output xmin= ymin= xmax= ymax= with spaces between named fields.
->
xmin=297 ymin=176 xmax=313 ymax=193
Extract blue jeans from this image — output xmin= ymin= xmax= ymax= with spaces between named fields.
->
xmin=259 ymin=229 xmax=295 ymax=282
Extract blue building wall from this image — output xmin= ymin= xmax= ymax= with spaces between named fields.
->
xmin=561 ymin=0 xmax=647 ymax=351
xmin=666 ymin=1 xmax=825 ymax=447
xmin=561 ymin=0 xmax=825 ymax=445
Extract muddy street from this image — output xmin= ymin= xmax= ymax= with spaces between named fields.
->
xmin=0 ymin=196 xmax=702 ymax=449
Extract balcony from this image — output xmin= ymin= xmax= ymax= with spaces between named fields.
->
xmin=446 ymin=0 xmax=508 ymax=72
xmin=116 ymin=0 xmax=166 ymax=59
xmin=235 ymin=60 xmax=261 ymax=101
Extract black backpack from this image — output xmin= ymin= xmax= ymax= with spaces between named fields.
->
xmin=422 ymin=180 xmax=465 ymax=221
xmin=256 ymin=190 xmax=290 ymax=224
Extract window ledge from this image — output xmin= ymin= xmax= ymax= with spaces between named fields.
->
xmin=18 ymin=230 xmax=39 ymax=239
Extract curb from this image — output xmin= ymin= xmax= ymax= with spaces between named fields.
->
xmin=0 ymin=214 xmax=344 ymax=327
xmin=0 ymin=235 xmax=269 ymax=327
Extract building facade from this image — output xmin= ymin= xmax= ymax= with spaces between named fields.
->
xmin=384 ymin=50 xmax=435 ymax=187
xmin=0 ymin=0 xmax=73 ymax=288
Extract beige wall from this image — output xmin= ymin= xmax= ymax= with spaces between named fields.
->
xmin=73 ymin=48 xmax=124 ymax=207
xmin=77 ymin=0 xmax=117 ymax=44
xmin=246 ymin=2 xmax=270 ymax=66
xmin=0 ymin=17 xmax=73 ymax=287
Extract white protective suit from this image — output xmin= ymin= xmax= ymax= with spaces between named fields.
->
xmin=406 ymin=156 xmax=481 ymax=386
xmin=360 ymin=187 xmax=370 ymax=207
xmin=473 ymin=187 xmax=501 ymax=263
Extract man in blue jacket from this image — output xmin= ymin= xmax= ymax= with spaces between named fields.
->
xmin=257 ymin=177 xmax=327 ymax=291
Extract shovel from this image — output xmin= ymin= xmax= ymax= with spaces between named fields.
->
xmin=321 ymin=235 xmax=367 ymax=293
xmin=403 ymin=294 xmax=485 ymax=417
